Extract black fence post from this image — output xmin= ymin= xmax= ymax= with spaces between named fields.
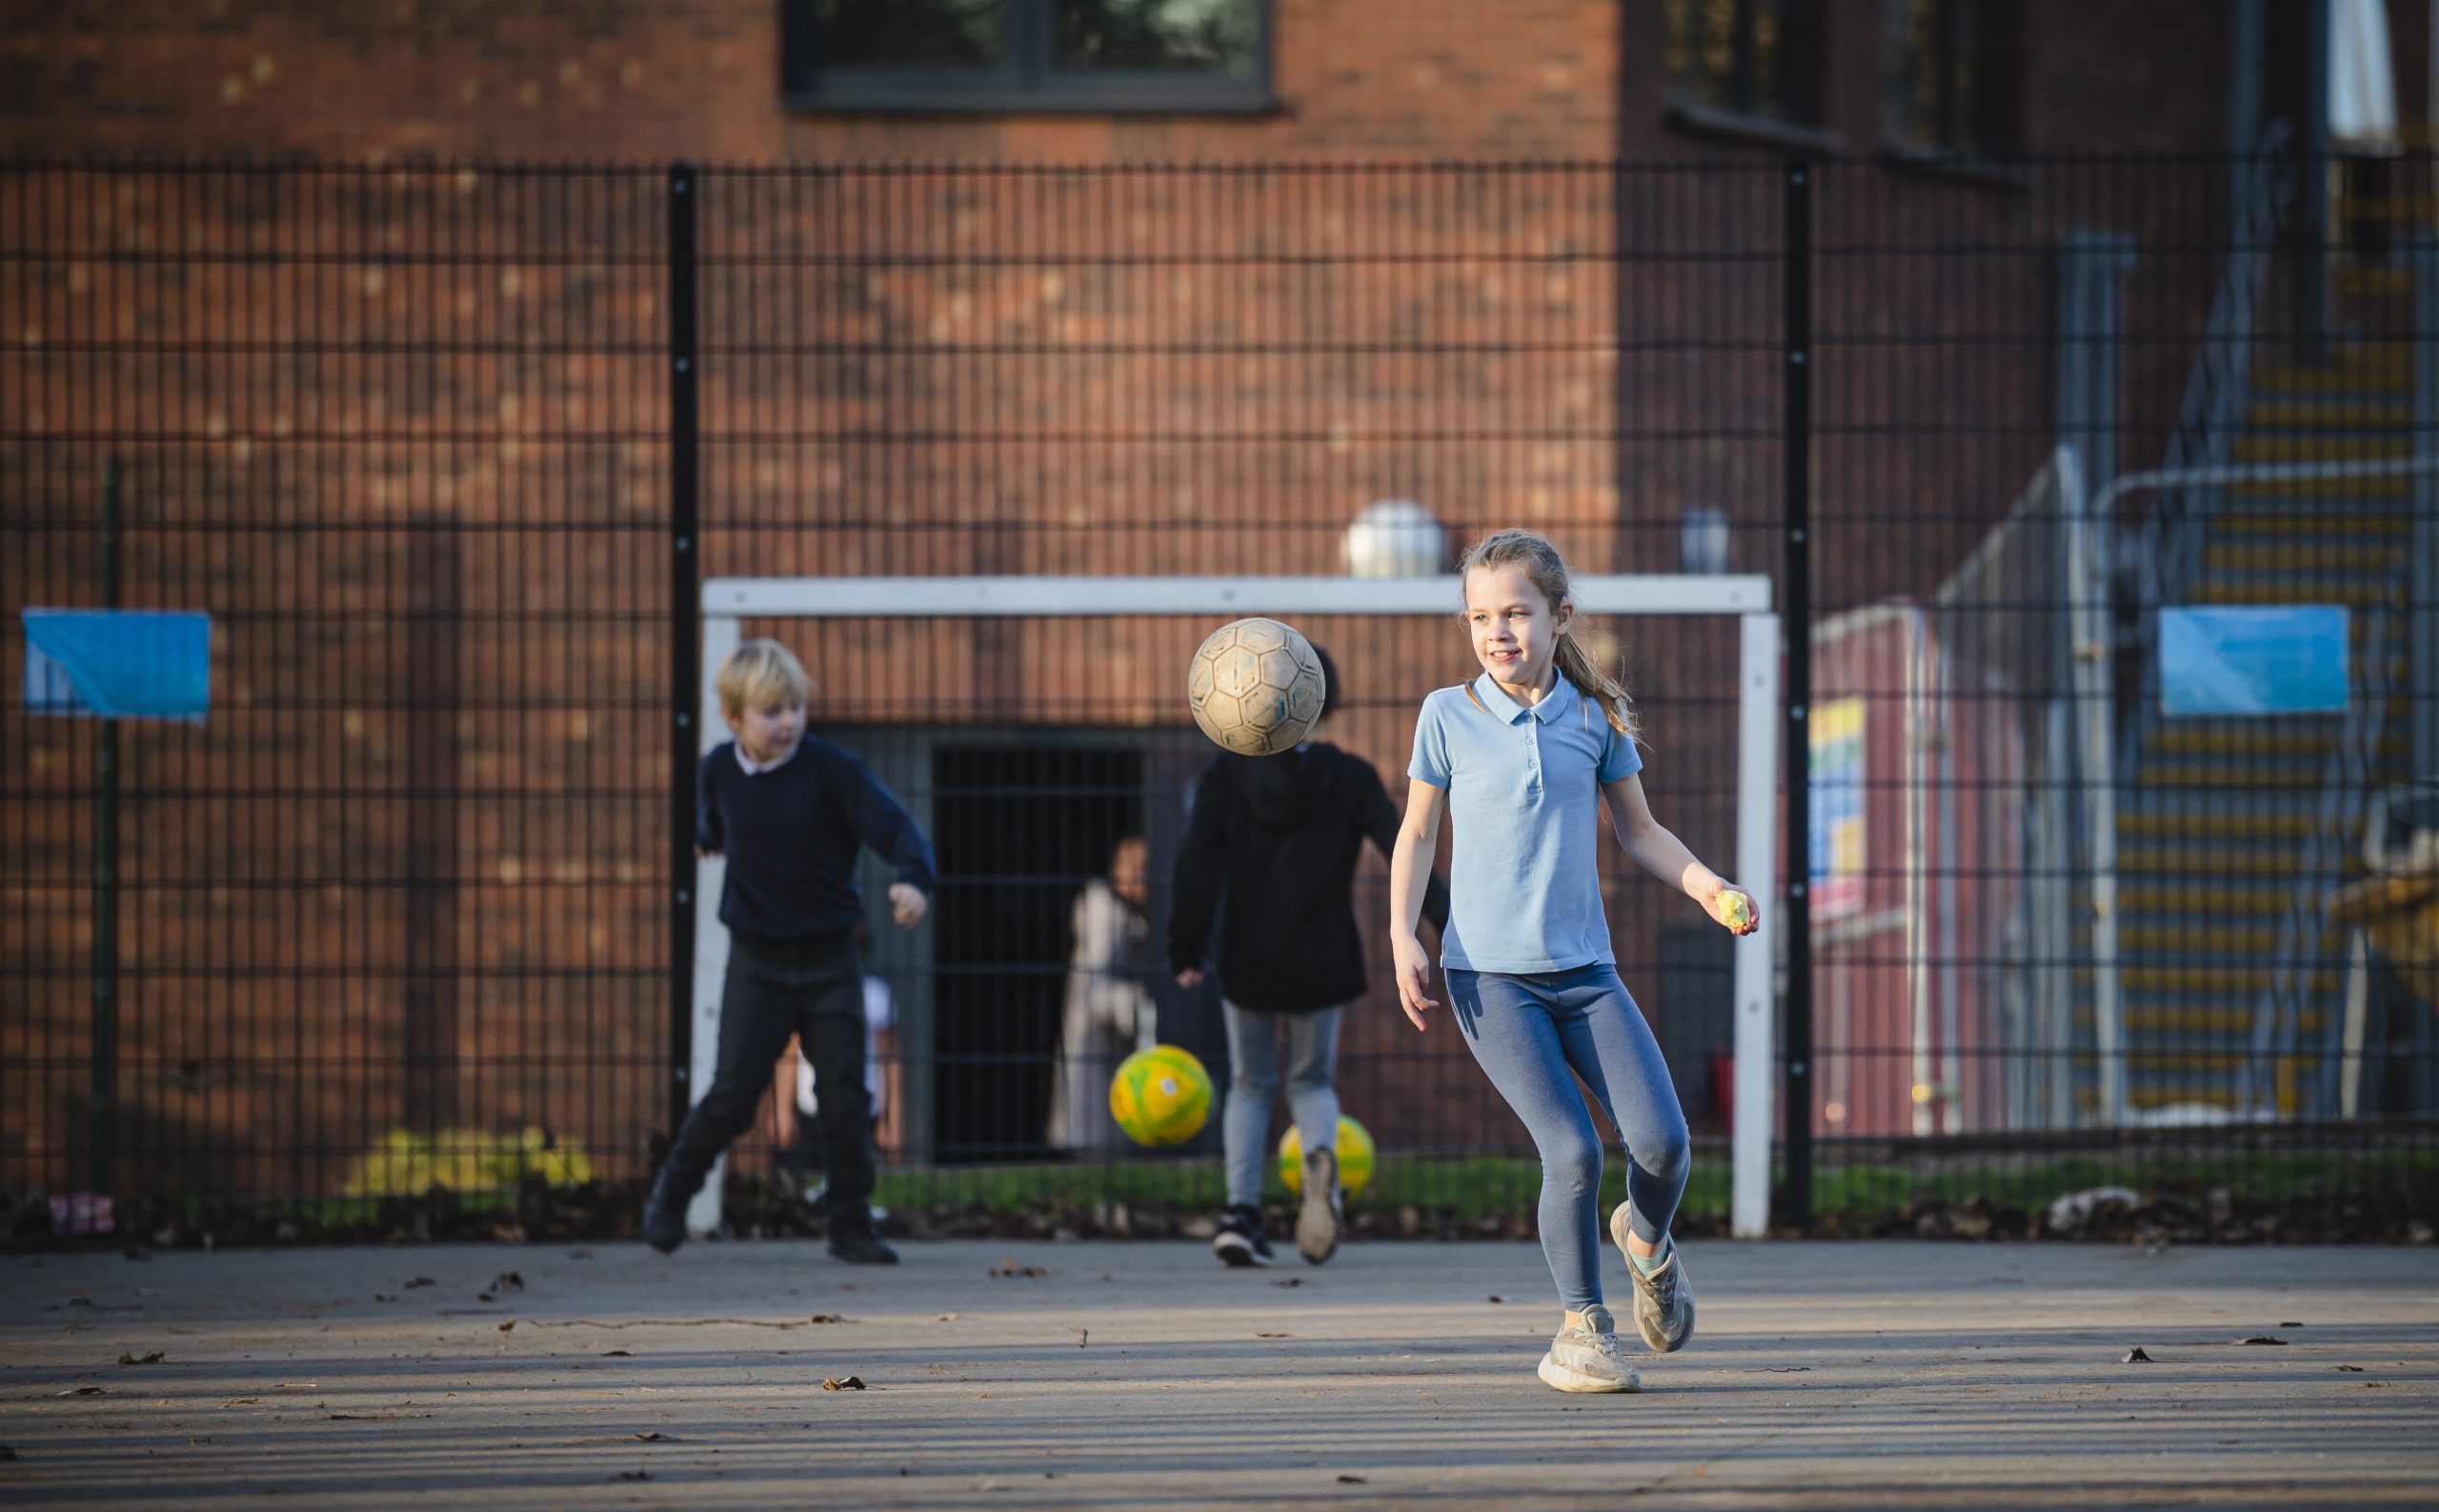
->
xmin=1780 ymin=159 xmax=1815 ymax=1227
xmin=668 ymin=164 xmax=703 ymax=1139
xmin=91 ymin=459 xmax=122 ymax=1200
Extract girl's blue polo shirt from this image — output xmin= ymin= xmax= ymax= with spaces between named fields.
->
xmin=1407 ymin=671 xmax=1642 ymax=974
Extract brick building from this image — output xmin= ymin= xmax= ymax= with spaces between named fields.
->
xmin=6 ymin=4 xmax=2420 ymax=1206
xmin=10 ymin=3 xmax=2404 ymax=162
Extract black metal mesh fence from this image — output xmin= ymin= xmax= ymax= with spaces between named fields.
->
xmin=2 ymin=166 xmax=674 ymax=1226
xmin=3 ymin=152 xmax=2431 ymax=1243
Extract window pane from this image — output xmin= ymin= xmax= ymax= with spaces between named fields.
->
xmin=1058 ymin=0 xmax=1260 ymax=76
xmin=1664 ymin=0 xmax=1819 ymax=125
xmin=1880 ymin=0 xmax=1942 ymax=151
xmin=1880 ymin=0 xmax=2016 ymax=155
xmin=817 ymin=0 xmax=1008 ymax=70
xmin=1950 ymin=0 xmax=2015 ymax=157
xmin=1744 ymin=0 xmax=1809 ymax=122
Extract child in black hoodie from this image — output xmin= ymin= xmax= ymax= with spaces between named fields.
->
xmin=1169 ymin=647 xmax=1448 ymax=1266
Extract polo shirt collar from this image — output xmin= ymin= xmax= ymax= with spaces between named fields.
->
xmin=1472 ymin=670 xmax=1578 ymax=726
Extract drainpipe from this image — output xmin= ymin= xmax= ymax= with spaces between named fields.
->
xmin=2057 ymin=237 xmax=2136 ymax=1128
xmin=2230 ymin=0 xmax=2267 ymax=214
xmin=2412 ymin=233 xmax=2439 ymax=783
xmin=2303 ymin=0 xmax=2335 ymax=360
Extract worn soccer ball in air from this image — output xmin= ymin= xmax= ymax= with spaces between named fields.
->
xmin=1108 ymin=1044 xmax=1214 ymax=1148
xmin=1279 ymin=1115 xmax=1376 ymax=1198
xmin=1186 ymin=617 xmax=1326 ymax=756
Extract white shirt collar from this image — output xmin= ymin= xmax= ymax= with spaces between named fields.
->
xmin=735 ymin=737 xmax=802 ymax=776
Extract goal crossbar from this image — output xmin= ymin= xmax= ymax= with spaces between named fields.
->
xmin=706 ymin=573 xmax=1773 ymax=618
xmin=691 ymin=575 xmax=1781 ymax=1240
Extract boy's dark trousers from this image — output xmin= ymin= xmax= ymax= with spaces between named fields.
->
xmin=658 ymin=931 xmax=877 ymax=1232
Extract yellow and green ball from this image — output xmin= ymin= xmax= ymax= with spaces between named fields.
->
xmin=1108 ymin=1044 xmax=1214 ymax=1147
xmin=1278 ymin=1115 xmax=1376 ymax=1198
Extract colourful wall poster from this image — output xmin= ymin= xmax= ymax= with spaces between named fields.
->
xmin=1809 ymin=696 xmax=1865 ymax=922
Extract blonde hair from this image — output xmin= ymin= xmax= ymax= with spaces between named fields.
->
xmin=715 ymin=638 xmax=812 ymax=715
xmin=1457 ymin=529 xmax=1642 ymax=741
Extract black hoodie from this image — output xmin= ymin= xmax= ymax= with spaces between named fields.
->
xmin=1167 ymin=742 xmax=1450 ymax=1012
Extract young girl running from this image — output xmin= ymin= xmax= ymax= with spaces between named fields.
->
xmin=1388 ymin=529 xmax=1758 ymax=1394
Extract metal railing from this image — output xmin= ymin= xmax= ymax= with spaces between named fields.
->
xmin=2113 ymin=124 xmax=2297 ymax=785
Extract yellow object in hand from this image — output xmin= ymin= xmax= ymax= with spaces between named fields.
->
xmin=1719 ymin=891 xmax=1753 ymax=931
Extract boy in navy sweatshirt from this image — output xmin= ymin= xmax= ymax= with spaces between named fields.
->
xmin=643 ymin=639 xmax=936 ymax=1263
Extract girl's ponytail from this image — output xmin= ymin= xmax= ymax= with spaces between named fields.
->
xmin=1457 ymin=528 xmax=1643 ymax=743
xmin=1553 ymin=629 xmax=1641 ymax=742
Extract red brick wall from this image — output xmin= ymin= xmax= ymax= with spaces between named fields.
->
xmin=2 ymin=3 xmax=2274 ymax=1203
xmin=6 ymin=1 xmax=2246 ymax=165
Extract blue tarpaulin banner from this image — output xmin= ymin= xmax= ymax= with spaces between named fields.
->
xmin=2159 ymin=605 xmax=2348 ymax=716
xmin=22 ymin=609 xmax=212 ymax=722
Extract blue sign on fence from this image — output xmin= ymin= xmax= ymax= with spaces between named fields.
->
xmin=2158 ymin=605 xmax=2348 ymax=717
xmin=22 ymin=609 xmax=212 ymax=722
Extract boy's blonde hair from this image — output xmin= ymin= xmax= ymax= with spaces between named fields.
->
xmin=1457 ymin=528 xmax=1643 ymax=742
xmin=716 ymin=638 xmax=812 ymax=715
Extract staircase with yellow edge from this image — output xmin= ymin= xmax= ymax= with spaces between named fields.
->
xmin=2108 ymin=333 xmax=2412 ymax=1119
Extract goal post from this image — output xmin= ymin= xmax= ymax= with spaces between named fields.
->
xmin=690 ymin=575 xmax=1782 ymax=1240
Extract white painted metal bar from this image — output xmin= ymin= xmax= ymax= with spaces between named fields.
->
xmin=1903 ymin=607 xmax=1934 ymax=1138
xmin=705 ymin=573 xmax=1772 ymax=618
xmin=1731 ymin=611 xmax=1782 ymax=1240
xmin=2059 ymin=451 xmax=2126 ymax=1128
xmin=684 ymin=615 xmax=740 ymax=1238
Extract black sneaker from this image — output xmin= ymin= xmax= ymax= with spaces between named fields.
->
xmin=641 ymin=1166 xmax=690 ymax=1255
xmin=1212 ymin=1205 xmax=1273 ymax=1268
xmin=827 ymin=1226 xmax=899 ymax=1265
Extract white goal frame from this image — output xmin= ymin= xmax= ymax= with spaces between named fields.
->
xmin=691 ymin=575 xmax=1782 ymax=1240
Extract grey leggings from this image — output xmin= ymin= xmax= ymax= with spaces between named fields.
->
xmin=1448 ymin=963 xmax=1691 ymax=1313
xmin=1220 ymin=1000 xmax=1342 ymax=1209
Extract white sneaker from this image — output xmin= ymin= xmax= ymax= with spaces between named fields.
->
xmin=1296 ymin=1148 xmax=1341 ymax=1265
xmin=1537 ymin=1303 xmax=1642 ymax=1393
xmin=1611 ymin=1201 xmax=1695 ymax=1353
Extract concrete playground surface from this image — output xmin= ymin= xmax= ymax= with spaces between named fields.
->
xmin=1 ymin=1238 xmax=2433 ymax=1509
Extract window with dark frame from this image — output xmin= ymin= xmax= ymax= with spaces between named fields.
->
xmin=1880 ymin=0 xmax=2020 ymax=160
xmin=784 ymin=0 xmax=1269 ymax=111
xmin=1662 ymin=0 xmax=1824 ymax=129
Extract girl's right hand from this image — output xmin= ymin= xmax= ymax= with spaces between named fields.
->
xmin=1391 ymin=934 xmax=1438 ymax=1031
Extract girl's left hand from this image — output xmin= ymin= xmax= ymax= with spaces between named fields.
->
xmin=889 ymin=883 xmax=929 ymax=928
xmin=1390 ymin=933 xmax=1438 ymax=1031
xmin=1707 ymin=884 xmax=1759 ymax=936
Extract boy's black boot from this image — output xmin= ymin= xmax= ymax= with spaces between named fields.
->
xmin=641 ymin=1165 xmax=691 ymax=1255
xmin=826 ymin=1213 xmax=898 ymax=1265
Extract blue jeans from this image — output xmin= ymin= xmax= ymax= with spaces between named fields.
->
xmin=1448 ymin=963 xmax=1690 ymax=1313
xmin=1220 ymin=1000 xmax=1342 ymax=1209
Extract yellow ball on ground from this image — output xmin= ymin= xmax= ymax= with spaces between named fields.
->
xmin=1278 ymin=1115 xmax=1376 ymax=1197
xmin=1108 ymin=1044 xmax=1214 ymax=1147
